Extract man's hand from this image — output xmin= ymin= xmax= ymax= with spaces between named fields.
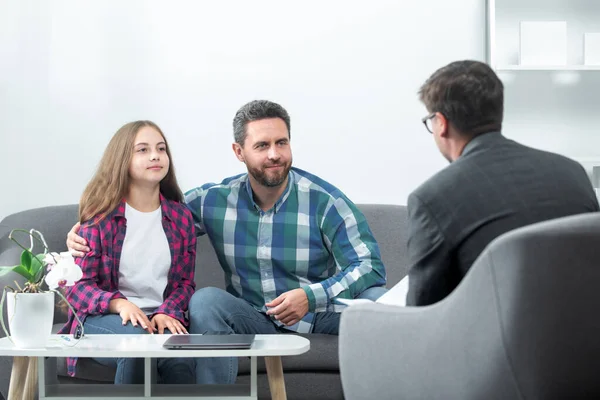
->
xmin=265 ymin=288 xmax=309 ymax=326
xmin=151 ymin=314 xmax=188 ymax=335
xmin=109 ymin=299 xmax=155 ymax=334
xmin=66 ymin=222 xmax=90 ymax=257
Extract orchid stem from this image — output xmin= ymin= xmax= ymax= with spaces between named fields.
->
xmin=52 ymin=289 xmax=84 ymax=339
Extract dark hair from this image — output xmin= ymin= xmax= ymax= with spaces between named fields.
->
xmin=232 ymin=100 xmax=291 ymax=146
xmin=419 ymin=60 xmax=504 ymax=136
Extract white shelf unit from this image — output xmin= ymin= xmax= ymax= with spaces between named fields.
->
xmin=486 ymin=0 xmax=600 ymax=189
xmin=487 ymin=0 xmax=600 ymax=71
xmin=496 ymin=65 xmax=600 ymax=71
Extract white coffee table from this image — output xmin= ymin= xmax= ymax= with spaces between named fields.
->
xmin=0 ymin=334 xmax=310 ymax=400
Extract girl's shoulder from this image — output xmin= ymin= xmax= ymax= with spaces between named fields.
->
xmin=79 ymin=206 xmax=123 ymax=232
xmin=162 ymin=198 xmax=193 ymax=220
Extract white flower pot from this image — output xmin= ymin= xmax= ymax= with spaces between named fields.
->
xmin=6 ymin=292 xmax=54 ymax=348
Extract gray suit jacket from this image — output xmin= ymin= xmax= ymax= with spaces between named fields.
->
xmin=406 ymin=131 xmax=600 ymax=306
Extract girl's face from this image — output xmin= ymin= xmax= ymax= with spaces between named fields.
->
xmin=128 ymin=126 xmax=170 ymax=186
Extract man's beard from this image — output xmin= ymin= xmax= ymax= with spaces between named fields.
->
xmin=248 ymin=162 xmax=291 ymax=188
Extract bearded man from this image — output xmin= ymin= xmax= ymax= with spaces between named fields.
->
xmin=67 ymin=99 xmax=388 ymax=384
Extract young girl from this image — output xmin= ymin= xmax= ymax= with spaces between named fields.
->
xmin=59 ymin=120 xmax=196 ymax=384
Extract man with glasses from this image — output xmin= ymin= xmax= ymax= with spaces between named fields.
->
xmin=406 ymin=60 xmax=599 ymax=306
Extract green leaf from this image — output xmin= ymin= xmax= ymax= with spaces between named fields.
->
xmin=30 ymin=255 xmax=44 ymax=283
xmin=0 ymin=266 xmax=18 ymax=276
xmin=0 ymin=265 xmax=34 ymax=281
xmin=20 ymin=251 xmax=32 ymax=270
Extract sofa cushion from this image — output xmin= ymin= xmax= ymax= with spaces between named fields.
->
xmin=195 ymin=235 xmax=225 ymax=289
xmin=0 ymin=205 xmax=77 ymax=255
xmin=239 ymin=334 xmax=338 ymax=374
xmin=56 ymin=356 xmax=114 ymax=382
xmin=357 ymin=204 xmax=409 ymax=286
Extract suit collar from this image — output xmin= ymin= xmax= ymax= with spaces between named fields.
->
xmin=460 ymin=131 xmax=504 ymax=158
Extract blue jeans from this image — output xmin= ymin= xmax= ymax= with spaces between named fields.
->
xmin=84 ymin=314 xmax=195 ymax=384
xmin=188 ymin=286 xmax=387 ymax=384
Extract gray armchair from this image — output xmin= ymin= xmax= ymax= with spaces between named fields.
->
xmin=339 ymin=212 xmax=600 ymax=400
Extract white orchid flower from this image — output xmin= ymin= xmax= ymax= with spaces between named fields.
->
xmin=45 ymin=252 xmax=83 ymax=290
xmin=43 ymin=252 xmax=60 ymax=266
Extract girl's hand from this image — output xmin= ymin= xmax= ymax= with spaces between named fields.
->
xmin=109 ymin=299 xmax=155 ymax=334
xmin=151 ymin=313 xmax=188 ymax=334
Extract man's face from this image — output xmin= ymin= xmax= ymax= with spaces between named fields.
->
xmin=233 ymin=118 xmax=292 ymax=188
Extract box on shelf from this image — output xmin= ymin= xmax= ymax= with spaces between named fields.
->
xmin=520 ymin=21 xmax=567 ymax=66
xmin=592 ymin=166 xmax=600 ymax=189
xmin=584 ymin=33 xmax=600 ymax=66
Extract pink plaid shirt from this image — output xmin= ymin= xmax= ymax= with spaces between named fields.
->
xmin=59 ymin=195 xmax=196 ymax=376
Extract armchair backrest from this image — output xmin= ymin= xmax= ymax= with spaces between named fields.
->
xmin=340 ymin=212 xmax=600 ymax=400
xmin=481 ymin=212 xmax=600 ymax=399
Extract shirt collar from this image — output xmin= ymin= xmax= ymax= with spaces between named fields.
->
xmin=159 ymin=193 xmax=173 ymax=222
xmin=244 ymin=170 xmax=294 ymax=213
xmin=113 ymin=193 xmax=170 ymax=220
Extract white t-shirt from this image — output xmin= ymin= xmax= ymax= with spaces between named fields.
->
xmin=119 ymin=203 xmax=171 ymax=313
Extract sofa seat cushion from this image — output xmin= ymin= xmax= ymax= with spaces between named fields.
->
xmin=56 ymin=356 xmax=115 ymax=382
xmin=238 ymin=334 xmax=338 ymax=375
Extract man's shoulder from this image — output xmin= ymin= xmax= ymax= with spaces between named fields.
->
xmin=185 ymin=173 xmax=248 ymax=202
xmin=522 ymin=146 xmax=582 ymax=169
xmin=409 ymin=139 xmax=586 ymax=207
xmin=410 ymin=162 xmax=462 ymax=203
xmin=474 ymin=138 xmax=585 ymax=180
xmin=200 ymin=172 xmax=248 ymax=191
xmin=470 ymin=134 xmax=581 ymax=171
xmin=291 ymin=167 xmax=347 ymax=200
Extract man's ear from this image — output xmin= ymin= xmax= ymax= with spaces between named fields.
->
xmin=437 ymin=113 xmax=450 ymax=138
xmin=232 ymin=143 xmax=245 ymax=162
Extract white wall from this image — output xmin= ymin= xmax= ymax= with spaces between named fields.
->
xmin=1 ymin=0 xmax=487 ymax=221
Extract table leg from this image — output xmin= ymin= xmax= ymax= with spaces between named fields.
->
xmin=144 ymin=358 xmax=151 ymax=397
xmin=250 ymin=356 xmax=257 ymax=398
xmin=265 ymin=356 xmax=286 ymax=400
xmin=8 ymin=356 xmax=37 ymax=400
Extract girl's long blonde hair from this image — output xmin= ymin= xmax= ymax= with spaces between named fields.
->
xmin=79 ymin=120 xmax=183 ymax=223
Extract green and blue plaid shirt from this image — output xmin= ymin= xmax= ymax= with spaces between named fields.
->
xmin=185 ymin=167 xmax=386 ymax=333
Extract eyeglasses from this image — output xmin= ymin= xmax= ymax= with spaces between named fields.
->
xmin=421 ymin=113 xmax=436 ymax=134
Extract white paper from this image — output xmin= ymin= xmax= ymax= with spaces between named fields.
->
xmin=335 ymin=298 xmax=374 ymax=306
xmin=376 ymin=276 xmax=408 ymax=306
xmin=336 ymin=276 xmax=409 ymax=307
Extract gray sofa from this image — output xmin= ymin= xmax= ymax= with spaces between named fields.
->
xmin=0 ymin=203 xmax=409 ymax=400
xmin=339 ymin=212 xmax=600 ymax=400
